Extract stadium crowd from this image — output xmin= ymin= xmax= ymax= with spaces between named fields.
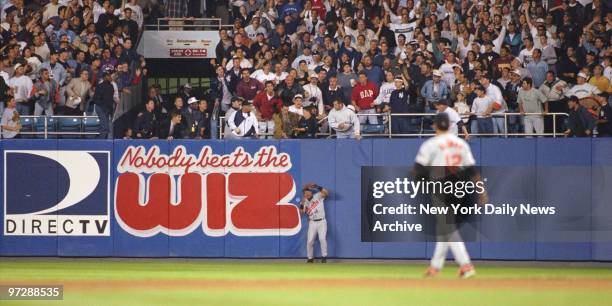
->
xmin=0 ymin=0 xmax=147 ymax=139
xmin=1 ymin=0 xmax=611 ymax=139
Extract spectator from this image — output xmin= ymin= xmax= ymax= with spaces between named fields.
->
xmin=1 ymin=96 xmax=21 ymax=139
xmin=32 ymin=68 xmax=60 ymax=116
xmin=236 ymin=68 xmax=264 ymax=102
xmin=195 ymin=99 xmax=211 ymax=139
xmin=278 ymin=75 xmax=304 ymax=106
xmin=159 ymin=110 xmax=184 ymax=140
xmin=565 ymin=96 xmax=595 ymax=137
xmin=518 ymin=77 xmax=548 ymax=136
xmin=480 ymin=74 xmax=508 ymax=135
xmin=328 ymin=101 xmax=361 ymax=139
xmin=386 ymin=76 xmax=413 ymax=135
xmin=322 ymin=75 xmax=345 ymax=111
xmin=92 ymin=70 xmax=115 ymax=139
xmin=288 ymin=94 xmax=305 ymax=116
xmin=294 ymin=106 xmax=318 ymax=138
xmin=253 ymin=81 xmax=283 ymax=138
xmin=540 ymin=71 xmax=568 ymax=134
xmin=182 ymin=97 xmax=200 ymax=139
xmin=421 ymin=70 xmax=449 ymax=112
xmin=351 ymin=71 xmax=379 ymax=125
xmin=471 ymin=85 xmax=494 ymax=135
xmin=8 ymin=63 xmax=33 ymax=115
xmin=227 ymin=101 xmax=259 ymax=139
xmin=274 ymin=104 xmax=300 ymax=139
xmin=133 ymin=99 xmax=158 ymax=139
xmin=224 ymin=96 xmax=243 ymax=138
xmin=526 ymin=49 xmax=548 ymax=88
xmin=302 ymin=74 xmax=323 ymax=114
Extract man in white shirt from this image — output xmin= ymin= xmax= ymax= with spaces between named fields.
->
xmin=8 ymin=63 xmax=33 ymax=115
xmin=563 ymin=73 xmax=604 ymax=102
xmin=303 ymin=74 xmax=324 ymax=114
xmin=439 ymin=52 xmax=460 ymax=86
xmin=289 ymin=94 xmax=305 ymax=116
xmin=471 ymin=85 xmax=494 ymax=134
xmin=227 ymin=101 xmax=259 ymax=139
xmin=244 ymin=16 xmax=268 ymax=40
xmin=481 ymin=74 xmax=507 ymax=135
xmin=292 ymin=46 xmax=314 ymax=70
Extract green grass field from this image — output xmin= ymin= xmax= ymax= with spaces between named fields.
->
xmin=1 ymin=259 xmax=611 ymax=306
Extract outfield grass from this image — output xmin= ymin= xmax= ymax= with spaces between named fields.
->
xmin=1 ymin=259 xmax=611 ymax=306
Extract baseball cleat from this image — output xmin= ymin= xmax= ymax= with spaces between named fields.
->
xmin=424 ymin=267 xmax=439 ymax=277
xmin=321 ymin=257 xmax=327 ymax=263
xmin=458 ymin=264 xmax=476 ymax=279
xmin=306 ymin=259 xmax=314 ymax=263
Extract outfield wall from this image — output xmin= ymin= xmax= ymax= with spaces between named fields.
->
xmin=1 ymin=138 xmax=611 ymax=261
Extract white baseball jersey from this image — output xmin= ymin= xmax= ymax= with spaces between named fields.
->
xmin=304 ymin=192 xmax=326 ymax=220
xmin=415 ymin=133 xmax=476 ymax=167
xmin=441 ymin=107 xmax=462 ymax=136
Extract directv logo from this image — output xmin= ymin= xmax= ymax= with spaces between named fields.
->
xmin=3 ymin=150 xmax=110 ymax=236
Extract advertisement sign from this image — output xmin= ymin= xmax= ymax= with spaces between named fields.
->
xmin=137 ymin=31 xmax=220 ymax=59
xmin=4 ymin=150 xmax=110 ymax=236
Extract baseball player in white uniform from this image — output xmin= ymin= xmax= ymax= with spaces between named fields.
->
xmin=413 ymin=113 xmax=485 ymax=278
xmin=300 ymin=183 xmax=330 ymax=263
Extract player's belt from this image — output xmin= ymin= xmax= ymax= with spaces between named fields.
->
xmin=312 ymin=218 xmax=325 ymax=222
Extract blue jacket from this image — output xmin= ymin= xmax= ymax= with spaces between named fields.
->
xmin=504 ymin=32 xmax=523 ymax=56
xmin=389 ymin=88 xmax=412 ymax=113
xmin=421 ymin=80 xmax=450 ymax=103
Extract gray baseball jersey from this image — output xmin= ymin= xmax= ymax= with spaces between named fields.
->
xmin=304 ymin=193 xmax=326 ymax=220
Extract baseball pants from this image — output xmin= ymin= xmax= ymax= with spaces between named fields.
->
xmin=430 ymin=230 xmax=472 ymax=270
xmin=307 ymin=219 xmax=328 ymax=259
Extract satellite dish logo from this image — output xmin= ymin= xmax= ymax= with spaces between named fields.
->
xmin=3 ymin=150 xmax=110 ymax=236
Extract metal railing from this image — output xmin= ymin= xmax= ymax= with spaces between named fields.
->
xmin=145 ymin=18 xmax=224 ymax=31
xmin=219 ymin=112 xmax=570 ymax=139
xmin=19 ymin=115 xmax=100 ymax=139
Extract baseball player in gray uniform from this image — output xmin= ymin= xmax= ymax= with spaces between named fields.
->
xmin=300 ymin=183 xmax=330 ymax=263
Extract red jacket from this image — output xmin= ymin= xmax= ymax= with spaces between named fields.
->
xmin=351 ymin=82 xmax=378 ymax=110
xmin=253 ymin=91 xmax=282 ymax=120
xmin=236 ymin=78 xmax=264 ymax=101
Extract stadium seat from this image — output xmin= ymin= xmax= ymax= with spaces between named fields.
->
xmin=19 ymin=117 xmax=34 ymax=138
xmin=33 ymin=116 xmax=57 ymax=139
xmin=82 ymin=117 xmax=100 ymax=139
xmin=360 ymin=124 xmax=385 ymax=135
xmin=58 ymin=117 xmax=82 ymax=139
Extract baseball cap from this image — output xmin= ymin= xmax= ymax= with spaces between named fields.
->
xmin=577 ymin=72 xmax=588 ymax=79
xmin=536 ymin=18 xmax=545 ymax=23
xmin=184 ymin=83 xmax=192 ymax=89
xmin=187 ymin=97 xmax=198 ymax=104
xmin=294 ymin=94 xmax=304 ymax=100
xmin=394 ymin=75 xmax=404 ymax=82
xmin=432 ymin=70 xmax=442 ymax=77
xmin=231 ymin=96 xmax=244 ymax=103
xmin=511 ymin=69 xmax=521 ymax=75
xmin=13 ymin=63 xmax=22 ymax=70
xmin=433 ymin=113 xmax=450 ymax=130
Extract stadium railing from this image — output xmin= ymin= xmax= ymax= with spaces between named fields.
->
xmin=145 ymin=18 xmax=228 ymax=31
xmin=220 ymin=112 xmax=570 ymax=139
